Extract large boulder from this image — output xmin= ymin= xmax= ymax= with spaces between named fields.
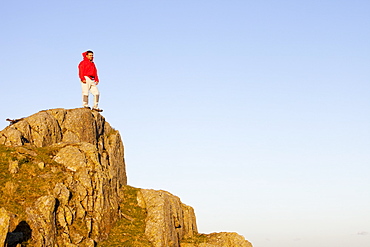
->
xmin=139 ymin=189 xmax=198 ymax=247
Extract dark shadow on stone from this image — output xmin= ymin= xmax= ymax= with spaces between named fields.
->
xmin=21 ymin=136 xmax=30 ymax=144
xmin=6 ymin=221 xmax=32 ymax=247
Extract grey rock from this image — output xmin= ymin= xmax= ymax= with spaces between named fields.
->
xmin=26 ymin=196 xmax=57 ymax=247
xmin=26 ymin=111 xmax=62 ymax=147
xmin=54 ymin=183 xmax=71 ymax=205
xmin=140 ymin=189 xmax=198 ymax=247
xmin=2 ymin=128 xmax=23 ymax=146
xmin=54 ymin=145 xmax=86 ymax=172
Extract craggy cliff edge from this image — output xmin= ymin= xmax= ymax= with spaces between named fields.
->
xmin=0 ymin=108 xmax=252 ymax=247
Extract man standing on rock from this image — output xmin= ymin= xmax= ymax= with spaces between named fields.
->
xmin=78 ymin=50 xmax=103 ymax=112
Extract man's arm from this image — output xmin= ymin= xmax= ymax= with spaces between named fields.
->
xmin=94 ymin=65 xmax=99 ymax=84
xmin=78 ymin=62 xmax=86 ymax=83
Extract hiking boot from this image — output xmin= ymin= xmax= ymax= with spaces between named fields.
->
xmin=92 ymin=108 xmax=103 ymax=112
xmin=84 ymin=106 xmax=91 ymax=110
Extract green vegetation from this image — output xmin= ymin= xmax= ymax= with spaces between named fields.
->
xmin=98 ymin=185 xmax=153 ymax=247
xmin=181 ymin=233 xmax=208 ymax=245
xmin=0 ymin=144 xmax=66 ymax=219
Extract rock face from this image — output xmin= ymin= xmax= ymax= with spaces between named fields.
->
xmin=139 ymin=189 xmax=198 ymax=247
xmin=0 ymin=108 xmax=126 ymax=246
xmin=0 ymin=108 xmax=252 ymax=247
xmin=26 ymin=196 xmax=57 ymax=246
xmin=137 ymin=189 xmax=252 ymax=247
xmin=0 ymin=108 xmax=126 ymax=187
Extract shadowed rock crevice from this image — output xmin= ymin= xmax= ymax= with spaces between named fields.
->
xmin=5 ymin=221 xmax=31 ymax=247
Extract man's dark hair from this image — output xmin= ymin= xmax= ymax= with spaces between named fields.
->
xmin=86 ymin=50 xmax=94 ymax=55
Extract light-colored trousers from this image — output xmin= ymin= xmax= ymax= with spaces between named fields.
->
xmin=81 ymin=76 xmax=100 ymax=108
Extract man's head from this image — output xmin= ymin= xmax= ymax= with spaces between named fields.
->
xmin=85 ymin=50 xmax=94 ymax=61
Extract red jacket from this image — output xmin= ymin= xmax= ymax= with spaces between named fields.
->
xmin=78 ymin=52 xmax=99 ymax=82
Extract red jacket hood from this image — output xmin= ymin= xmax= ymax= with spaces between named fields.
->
xmin=82 ymin=52 xmax=94 ymax=61
xmin=79 ymin=52 xmax=99 ymax=82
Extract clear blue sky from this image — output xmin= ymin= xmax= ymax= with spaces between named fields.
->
xmin=2 ymin=1 xmax=370 ymax=246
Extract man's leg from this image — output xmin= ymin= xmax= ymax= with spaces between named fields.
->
xmin=84 ymin=76 xmax=102 ymax=111
xmin=81 ymin=78 xmax=90 ymax=107
xmin=90 ymin=84 xmax=101 ymax=110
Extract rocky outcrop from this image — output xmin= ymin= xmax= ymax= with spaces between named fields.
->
xmin=0 ymin=108 xmax=252 ymax=247
xmin=0 ymin=108 xmax=126 ymax=186
xmin=0 ymin=108 xmax=126 ymax=246
xmin=137 ymin=189 xmax=252 ymax=247
xmin=138 ymin=189 xmax=198 ymax=247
